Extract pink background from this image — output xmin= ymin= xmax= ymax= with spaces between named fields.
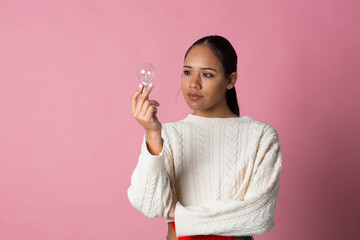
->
xmin=1 ymin=0 xmax=359 ymax=239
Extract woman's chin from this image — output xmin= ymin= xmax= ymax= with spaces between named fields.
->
xmin=185 ymin=102 xmax=203 ymax=111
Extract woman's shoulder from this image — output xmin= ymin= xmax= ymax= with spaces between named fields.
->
xmin=158 ymin=117 xmax=187 ymax=137
xmin=248 ymin=116 xmax=278 ymax=132
xmin=247 ymin=116 xmax=280 ymax=144
xmin=161 ymin=117 xmax=187 ymax=136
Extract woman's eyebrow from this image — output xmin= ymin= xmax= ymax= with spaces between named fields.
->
xmin=183 ymin=65 xmax=217 ymax=72
xmin=201 ymin=67 xmax=217 ymax=72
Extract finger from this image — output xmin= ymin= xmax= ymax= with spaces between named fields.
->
xmin=141 ymin=83 xmax=153 ymax=100
xmin=145 ymin=105 xmax=157 ymax=120
xmin=131 ymin=83 xmax=144 ymax=115
xmin=148 ymin=99 xmax=160 ymax=107
xmin=139 ymin=99 xmax=151 ymax=119
xmin=135 ymin=83 xmax=153 ymax=116
xmin=139 ymin=100 xmax=159 ymax=118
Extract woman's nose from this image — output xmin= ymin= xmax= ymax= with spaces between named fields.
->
xmin=189 ymin=73 xmax=201 ymax=89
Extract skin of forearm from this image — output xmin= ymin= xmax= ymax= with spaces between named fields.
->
xmin=145 ymin=131 xmax=163 ymax=155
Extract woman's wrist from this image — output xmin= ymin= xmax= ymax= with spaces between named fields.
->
xmin=145 ymin=130 xmax=163 ymax=155
xmin=146 ymin=130 xmax=162 ymax=142
xmin=145 ymin=136 xmax=163 ymax=144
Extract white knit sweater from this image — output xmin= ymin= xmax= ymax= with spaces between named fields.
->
xmin=127 ymin=114 xmax=283 ymax=237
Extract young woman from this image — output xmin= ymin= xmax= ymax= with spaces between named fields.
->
xmin=128 ymin=35 xmax=283 ymax=240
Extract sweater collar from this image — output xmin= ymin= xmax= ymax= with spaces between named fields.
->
xmin=184 ymin=113 xmax=253 ymax=127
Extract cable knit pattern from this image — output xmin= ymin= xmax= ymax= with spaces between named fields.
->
xmin=127 ymin=114 xmax=283 ymax=238
xmin=224 ymin=122 xmax=238 ymax=198
xmin=196 ymin=125 xmax=211 ymax=203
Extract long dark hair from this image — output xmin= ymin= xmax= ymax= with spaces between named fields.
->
xmin=184 ymin=35 xmax=240 ymax=116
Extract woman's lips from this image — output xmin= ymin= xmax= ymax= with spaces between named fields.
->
xmin=187 ymin=93 xmax=203 ymax=101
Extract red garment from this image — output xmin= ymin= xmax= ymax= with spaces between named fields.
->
xmin=170 ymin=222 xmax=235 ymax=240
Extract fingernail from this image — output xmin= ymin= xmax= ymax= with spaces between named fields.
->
xmin=149 ymin=83 xmax=153 ymax=88
xmin=139 ymin=83 xmax=143 ymax=88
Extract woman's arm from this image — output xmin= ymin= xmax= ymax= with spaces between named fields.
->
xmin=127 ymin=125 xmax=175 ymax=219
xmin=173 ymin=126 xmax=283 ymax=237
xmin=128 ymin=83 xmax=175 ymax=219
xmin=145 ymin=130 xmax=163 ymax=155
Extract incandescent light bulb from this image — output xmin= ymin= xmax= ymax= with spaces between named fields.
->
xmin=137 ymin=62 xmax=155 ymax=93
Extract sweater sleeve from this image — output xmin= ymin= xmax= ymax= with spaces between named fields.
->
xmin=174 ymin=126 xmax=283 ymax=237
xmin=127 ymin=125 xmax=174 ymax=220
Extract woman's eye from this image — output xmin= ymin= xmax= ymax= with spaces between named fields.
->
xmin=183 ymin=70 xmax=191 ymax=75
xmin=203 ymin=73 xmax=213 ymax=78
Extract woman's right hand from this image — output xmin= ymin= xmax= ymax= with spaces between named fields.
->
xmin=131 ymin=83 xmax=162 ymax=135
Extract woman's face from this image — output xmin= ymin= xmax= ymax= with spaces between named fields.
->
xmin=181 ymin=44 xmax=231 ymax=117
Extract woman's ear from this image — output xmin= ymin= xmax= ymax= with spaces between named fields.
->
xmin=227 ymin=72 xmax=237 ymax=89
